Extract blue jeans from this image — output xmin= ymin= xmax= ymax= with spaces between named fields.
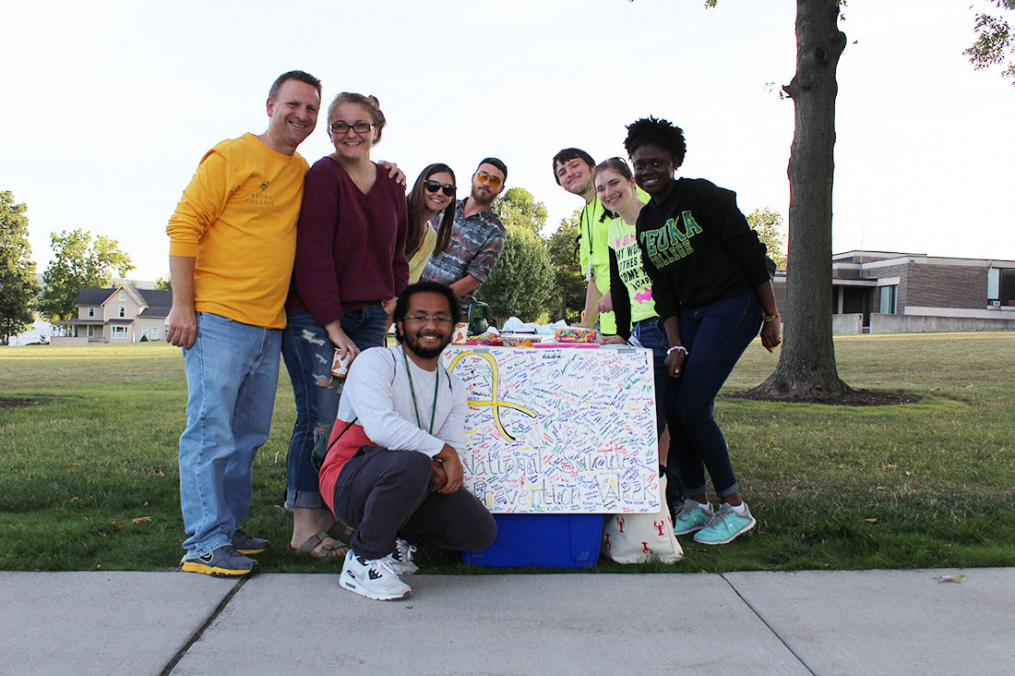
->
xmin=631 ymin=317 xmax=669 ymax=439
xmin=666 ymin=294 xmax=763 ymax=498
xmin=179 ymin=312 xmax=282 ymax=557
xmin=281 ymin=304 xmax=388 ymax=509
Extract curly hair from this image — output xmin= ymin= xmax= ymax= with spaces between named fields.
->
xmin=623 ymin=116 xmax=687 ymax=168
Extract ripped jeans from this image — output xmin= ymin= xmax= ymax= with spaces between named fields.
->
xmin=281 ymin=306 xmax=388 ymax=509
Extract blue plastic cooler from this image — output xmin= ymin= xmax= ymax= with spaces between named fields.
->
xmin=461 ymin=513 xmax=604 ymax=568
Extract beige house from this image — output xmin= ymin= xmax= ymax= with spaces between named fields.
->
xmin=52 ymin=286 xmax=172 ymax=345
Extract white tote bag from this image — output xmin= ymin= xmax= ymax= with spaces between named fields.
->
xmin=602 ymin=473 xmax=683 ymax=564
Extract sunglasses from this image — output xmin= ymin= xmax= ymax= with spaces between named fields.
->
xmin=475 ymin=171 xmax=503 ymax=189
xmin=424 ymin=179 xmax=456 ymax=197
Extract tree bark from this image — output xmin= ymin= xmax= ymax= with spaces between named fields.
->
xmin=749 ymin=0 xmax=851 ymax=400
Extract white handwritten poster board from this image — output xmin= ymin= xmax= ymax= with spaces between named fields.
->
xmin=442 ymin=345 xmax=660 ymax=514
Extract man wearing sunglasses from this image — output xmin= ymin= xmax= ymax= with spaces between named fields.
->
xmin=166 ymin=71 xmax=321 ymax=577
xmin=319 ymin=281 xmax=497 ymax=600
xmin=421 ymin=158 xmax=508 ymax=306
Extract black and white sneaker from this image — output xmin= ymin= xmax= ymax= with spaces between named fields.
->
xmin=387 ymin=538 xmax=418 ymax=575
xmin=339 ymin=550 xmax=411 ymax=601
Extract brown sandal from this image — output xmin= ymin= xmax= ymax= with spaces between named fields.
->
xmin=324 ymin=520 xmax=355 ymax=546
xmin=289 ymin=531 xmax=348 ymax=559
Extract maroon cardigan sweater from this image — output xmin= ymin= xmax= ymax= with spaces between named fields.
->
xmin=287 ymin=157 xmax=409 ymax=326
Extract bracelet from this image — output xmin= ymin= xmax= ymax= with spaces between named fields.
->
xmin=764 ymin=313 xmax=780 ymax=323
xmin=666 ymin=345 xmax=688 ymax=355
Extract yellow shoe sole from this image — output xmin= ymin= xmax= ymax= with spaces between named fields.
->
xmin=180 ymin=560 xmax=257 ymax=577
xmin=235 ymin=547 xmax=266 ymax=555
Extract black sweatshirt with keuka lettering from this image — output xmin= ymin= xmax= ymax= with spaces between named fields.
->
xmin=635 ymin=177 xmax=770 ymax=321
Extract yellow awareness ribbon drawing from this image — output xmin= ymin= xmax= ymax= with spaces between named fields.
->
xmin=447 ymin=351 xmax=536 ymax=441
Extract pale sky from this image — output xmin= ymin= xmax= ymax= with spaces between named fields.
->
xmin=3 ymin=0 xmax=1012 ymax=282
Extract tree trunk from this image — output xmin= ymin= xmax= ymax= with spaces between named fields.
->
xmin=750 ymin=0 xmax=851 ymax=400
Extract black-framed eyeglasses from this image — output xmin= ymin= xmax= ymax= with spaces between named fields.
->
xmin=403 ymin=315 xmax=454 ymax=325
xmin=424 ymin=180 xmax=456 ymax=197
xmin=329 ymin=121 xmax=375 ymax=134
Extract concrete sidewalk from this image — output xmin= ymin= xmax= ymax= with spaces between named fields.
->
xmin=1 ymin=568 xmax=1012 ymax=675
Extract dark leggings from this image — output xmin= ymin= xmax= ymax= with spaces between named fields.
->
xmin=332 ymin=446 xmax=497 ymax=560
xmin=666 ymin=293 xmax=763 ymax=500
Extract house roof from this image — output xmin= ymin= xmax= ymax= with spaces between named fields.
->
xmin=74 ymin=286 xmax=173 ymax=309
xmin=137 ymin=289 xmax=172 ymax=309
xmin=76 ymin=287 xmax=117 ymax=306
xmin=137 ymin=307 xmax=170 ymax=319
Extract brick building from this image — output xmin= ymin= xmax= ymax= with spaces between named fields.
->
xmin=772 ymin=251 xmax=1015 ymax=333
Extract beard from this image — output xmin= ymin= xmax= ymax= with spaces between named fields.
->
xmin=404 ymin=328 xmax=451 ymax=359
xmin=470 ymin=184 xmax=496 ymax=207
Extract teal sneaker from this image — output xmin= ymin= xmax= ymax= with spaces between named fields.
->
xmin=672 ymin=500 xmax=714 ymax=535
xmin=693 ymin=503 xmax=756 ymax=545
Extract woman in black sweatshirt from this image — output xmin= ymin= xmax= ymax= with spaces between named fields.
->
xmin=625 ymin=116 xmax=781 ymax=546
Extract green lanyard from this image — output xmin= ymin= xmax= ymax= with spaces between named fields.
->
xmin=402 ymin=348 xmax=439 ymax=434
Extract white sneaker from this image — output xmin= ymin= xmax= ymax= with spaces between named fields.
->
xmin=339 ymin=550 xmax=411 ymax=601
xmin=387 ymin=539 xmax=418 ymax=575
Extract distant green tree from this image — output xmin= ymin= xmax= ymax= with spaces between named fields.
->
xmin=0 ymin=191 xmax=40 ymax=345
xmin=39 ymin=229 xmax=135 ymax=321
xmin=494 ymin=187 xmax=548 ymax=235
xmin=476 ymin=224 xmax=555 ymax=325
xmin=545 ymin=211 xmax=587 ymax=323
xmin=154 ymin=275 xmax=172 ymax=291
xmin=966 ymin=0 xmax=1015 ymax=82
xmin=747 ymin=207 xmax=787 ymax=270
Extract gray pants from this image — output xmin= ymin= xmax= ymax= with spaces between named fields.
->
xmin=332 ymin=446 xmax=497 ymax=561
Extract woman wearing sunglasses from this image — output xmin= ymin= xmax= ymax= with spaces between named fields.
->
xmin=281 ymin=92 xmax=409 ymax=559
xmin=405 ymin=164 xmax=456 ymax=284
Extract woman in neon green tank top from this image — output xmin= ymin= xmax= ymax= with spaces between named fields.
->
xmin=593 ymin=157 xmax=670 ymax=449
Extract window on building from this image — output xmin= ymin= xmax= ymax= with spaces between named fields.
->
xmin=153 ymin=326 xmax=160 ymax=340
xmin=879 ymin=285 xmax=897 ymax=314
xmin=87 ymin=326 xmax=93 ymax=337
xmin=119 ymin=290 xmax=126 ymax=301
xmin=119 ymin=306 xmax=125 ymax=317
xmin=141 ymin=326 xmax=149 ymax=338
xmin=1000 ymin=270 xmax=1015 ymax=307
xmin=88 ymin=307 xmax=94 ymax=317
xmin=112 ymin=326 xmax=128 ymax=339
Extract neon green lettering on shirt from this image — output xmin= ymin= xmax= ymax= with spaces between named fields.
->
xmin=667 ymin=219 xmax=687 ymax=243
xmin=643 ymin=230 xmax=658 ymax=257
xmin=657 ymin=220 xmax=671 ymax=251
xmin=682 ymin=211 xmax=704 ymax=236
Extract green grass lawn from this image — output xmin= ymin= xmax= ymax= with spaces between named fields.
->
xmin=1 ymin=333 xmax=1013 ymax=574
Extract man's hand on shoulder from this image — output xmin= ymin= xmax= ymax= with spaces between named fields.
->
xmin=378 ymin=160 xmax=407 ymax=188
xmin=432 ymin=443 xmax=463 ymax=494
xmin=166 ymin=302 xmax=197 ymax=349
